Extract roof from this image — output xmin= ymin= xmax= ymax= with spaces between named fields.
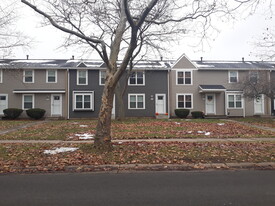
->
xmin=0 ymin=59 xmax=173 ymax=70
xmin=193 ymin=60 xmax=275 ymax=70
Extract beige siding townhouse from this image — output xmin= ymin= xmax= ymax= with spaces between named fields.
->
xmin=170 ymin=54 xmax=274 ymax=117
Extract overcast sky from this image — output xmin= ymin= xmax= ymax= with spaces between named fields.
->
xmin=8 ymin=1 xmax=275 ymax=61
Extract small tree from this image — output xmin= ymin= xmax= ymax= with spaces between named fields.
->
xmin=237 ymin=70 xmax=275 ymax=99
xmin=21 ymin=0 xmax=267 ymax=150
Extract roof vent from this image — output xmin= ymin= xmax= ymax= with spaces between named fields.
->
xmin=200 ymin=57 xmax=203 ymax=62
xmin=72 ymin=55 xmax=74 ymax=60
xmin=26 ymin=55 xmax=29 ymax=60
xmin=242 ymin=57 xmax=244 ymax=62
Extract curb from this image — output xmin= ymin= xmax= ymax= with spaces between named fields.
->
xmin=1 ymin=162 xmax=274 ymax=174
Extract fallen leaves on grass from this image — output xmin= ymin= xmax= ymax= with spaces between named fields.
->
xmin=0 ymin=142 xmax=274 ymax=173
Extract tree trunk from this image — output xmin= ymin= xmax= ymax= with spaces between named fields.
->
xmin=94 ymin=80 xmax=115 ymax=150
xmin=115 ymin=82 xmax=125 ymax=121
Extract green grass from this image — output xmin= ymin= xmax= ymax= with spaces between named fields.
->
xmin=233 ymin=117 xmax=275 ymax=128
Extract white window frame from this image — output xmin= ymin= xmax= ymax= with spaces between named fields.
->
xmin=227 ymin=93 xmax=243 ymax=109
xmin=228 ymin=71 xmax=238 ymax=83
xmin=176 ymin=70 xmax=193 ymax=85
xmin=46 ymin=70 xmax=57 ymax=83
xmin=23 ymin=70 xmax=34 ymax=83
xmin=176 ymin=93 xmax=193 ymax=109
xmin=128 ymin=94 xmax=145 ymax=109
xmin=22 ymin=94 xmax=34 ymax=110
xmin=0 ymin=94 xmax=8 ymax=115
xmin=99 ymin=70 xmax=106 ymax=86
xmin=249 ymin=71 xmax=259 ymax=83
xmin=73 ymin=91 xmax=94 ymax=111
xmin=0 ymin=69 xmax=2 ymax=83
xmin=77 ymin=70 xmax=88 ymax=85
xmin=128 ymin=71 xmax=145 ymax=86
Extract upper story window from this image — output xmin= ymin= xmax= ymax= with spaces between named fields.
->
xmin=249 ymin=71 xmax=259 ymax=83
xmin=129 ymin=71 xmax=145 ymax=85
xmin=176 ymin=94 xmax=193 ymax=109
xmin=99 ymin=70 xmax=106 ymax=85
xmin=0 ymin=69 xmax=2 ymax=83
xmin=177 ymin=70 xmax=192 ymax=85
xmin=229 ymin=71 xmax=238 ymax=83
xmin=23 ymin=94 xmax=34 ymax=110
xmin=227 ymin=94 xmax=243 ymax=109
xmin=77 ymin=70 xmax=88 ymax=85
xmin=23 ymin=70 xmax=34 ymax=83
xmin=47 ymin=70 xmax=57 ymax=83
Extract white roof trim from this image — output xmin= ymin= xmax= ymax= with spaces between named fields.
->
xmin=13 ymin=90 xmax=66 ymax=94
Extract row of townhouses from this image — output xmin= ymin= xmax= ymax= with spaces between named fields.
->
xmin=0 ymin=54 xmax=274 ymax=119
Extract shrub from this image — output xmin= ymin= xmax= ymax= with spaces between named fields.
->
xmin=3 ymin=108 xmax=23 ymax=119
xmin=26 ymin=108 xmax=46 ymax=120
xmin=191 ymin=111 xmax=205 ymax=119
xmin=174 ymin=109 xmax=190 ymax=118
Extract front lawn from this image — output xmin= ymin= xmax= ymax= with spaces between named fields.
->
xmin=0 ymin=141 xmax=274 ymax=173
xmin=0 ymin=118 xmax=274 ymax=140
xmin=233 ymin=117 xmax=275 ymax=128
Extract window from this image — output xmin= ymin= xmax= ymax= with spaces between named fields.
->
xmin=47 ymin=70 xmax=57 ymax=83
xmin=229 ymin=71 xmax=238 ymax=83
xmin=228 ymin=94 xmax=243 ymax=108
xmin=177 ymin=70 xmax=192 ymax=85
xmin=23 ymin=94 xmax=34 ymax=109
xmin=24 ymin=70 xmax=34 ymax=83
xmin=128 ymin=94 xmax=145 ymax=109
xmin=77 ymin=70 xmax=88 ymax=85
xmin=0 ymin=69 xmax=2 ymax=83
xmin=129 ymin=71 xmax=145 ymax=85
xmin=249 ymin=71 xmax=259 ymax=83
xmin=99 ymin=70 xmax=106 ymax=85
xmin=73 ymin=92 xmax=94 ymax=110
xmin=176 ymin=94 xmax=193 ymax=109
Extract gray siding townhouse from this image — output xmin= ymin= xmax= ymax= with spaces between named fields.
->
xmin=68 ymin=60 xmax=171 ymax=119
xmin=0 ymin=59 xmax=68 ymax=118
xmin=271 ymin=70 xmax=275 ymax=115
xmin=170 ymin=54 xmax=275 ymax=117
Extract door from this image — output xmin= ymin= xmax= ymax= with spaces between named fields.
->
xmin=0 ymin=95 xmax=8 ymax=115
xmin=155 ymin=94 xmax=166 ymax=114
xmin=51 ymin=94 xmax=62 ymax=116
xmin=205 ymin=94 xmax=215 ymax=115
xmin=254 ymin=94 xmax=264 ymax=114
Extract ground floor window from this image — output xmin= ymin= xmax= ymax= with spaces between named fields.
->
xmin=23 ymin=94 xmax=34 ymax=110
xmin=73 ymin=91 xmax=94 ymax=111
xmin=128 ymin=94 xmax=145 ymax=109
xmin=227 ymin=94 xmax=243 ymax=108
xmin=176 ymin=94 xmax=193 ymax=109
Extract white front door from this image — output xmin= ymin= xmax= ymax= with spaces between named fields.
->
xmin=205 ymin=94 xmax=215 ymax=115
xmin=155 ymin=94 xmax=166 ymax=114
xmin=51 ymin=94 xmax=62 ymax=116
xmin=254 ymin=94 xmax=264 ymax=114
xmin=0 ymin=95 xmax=8 ymax=115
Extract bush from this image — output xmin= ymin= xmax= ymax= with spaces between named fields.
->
xmin=191 ymin=111 xmax=204 ymax=119
xmin=26 ymin=108 xmax=46 ymax=120
xmin=174 ymin=109 xmax=190 ymax=118
xmin=3 ymin=108 xmax=23 ymax=119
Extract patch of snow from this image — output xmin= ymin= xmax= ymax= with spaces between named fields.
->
xmin=44 ymin=147 xmax=78 ymax=155
xmin=79 ymin=125 xmax=88 ymax=128
xmin=175 ymin=122 xmax=181 ymax=125
xmin=197 ymin=131 xmax=205 ymax=134
xmin=205 ymin=132 xmax=211 ymax=136
xmin=13 ymin=60 xmax=53 ymax=63
xmin=75 ymin=133 xmax=94 ymax=140
xmin=187 ymin=131 xmax=193 ymax=134
xmin=217 ymin=123 xmax=225 ymax=126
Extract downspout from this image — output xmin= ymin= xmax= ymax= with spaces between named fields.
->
xmin=167 ymin=69 xmax=170 ymax=118
xmin=67 ymin=68 xmax=70 ymax=119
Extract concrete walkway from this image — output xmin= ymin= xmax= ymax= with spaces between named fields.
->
xmin=225 ymin=119 xmax=275 ymax=133
xmin=0 ymin=138 xmax=274 ymax=144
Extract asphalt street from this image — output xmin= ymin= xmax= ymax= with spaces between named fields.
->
xmin=0 ymin=170 xmax=274 ymax=206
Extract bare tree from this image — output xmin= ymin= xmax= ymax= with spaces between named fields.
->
xmin=0 ymin=2 xmax=30 ymax=58
xmin=237 ymin=70 xmax=274 ymax=99
xmin=21 ymin=0 xmax=266 ymax=149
